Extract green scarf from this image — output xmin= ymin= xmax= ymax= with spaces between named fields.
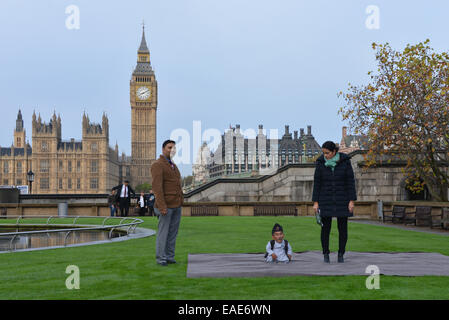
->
xmin=324 ymin=152 xmax=340 ymax=172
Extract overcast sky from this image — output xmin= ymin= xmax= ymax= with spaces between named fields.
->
xmin=1 ymin=0 xmax=448 ymax=176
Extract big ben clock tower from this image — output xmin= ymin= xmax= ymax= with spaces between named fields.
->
xmin=130 ymin=24 xmax=157 ymax=187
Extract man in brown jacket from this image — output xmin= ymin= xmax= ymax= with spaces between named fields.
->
xmin=151 ymin=139 xmax=184 ymax=266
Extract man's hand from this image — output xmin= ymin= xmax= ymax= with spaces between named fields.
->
xmin=271 ymin=253 xmax=277 ymax=260
xmin=348 ymin=200 xmax=355 ymax=213
xmin=160 ymin=208 xmax=168 ymax=215
xmin=288 ymin=254 xmax=292 ymax=261
xmin=313 ymin=202 xmax=319 ymax=213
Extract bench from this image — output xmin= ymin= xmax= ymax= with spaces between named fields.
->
xmin=254 ymin=205 xmax=298 ymax=217
xmin=382 ymin=206 xmax=406 ymax=223
xmin=191 ymin=205 xmax=219 ymax=217
xmin=403 ymin=206 xmax=434 ymax=226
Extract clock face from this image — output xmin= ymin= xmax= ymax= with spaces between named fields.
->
xmin=136 ymin=86 xmax=151 ymax=100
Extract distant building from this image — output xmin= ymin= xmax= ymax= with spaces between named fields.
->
xmin=0 ymin=110 xmax=32 ymax=188
xmin=338 ymin=126 xmax=369 ymax=153
xmin=202 ymin=124 xmax=321 ymax=180
xmin=192 ymin=141 xmax=212 ymax=184
xmin=0 ymin=110 xmax=127 ymax=194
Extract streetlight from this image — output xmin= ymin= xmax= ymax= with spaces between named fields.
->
xmin=27 ymin=170 xmax=34 ymax=194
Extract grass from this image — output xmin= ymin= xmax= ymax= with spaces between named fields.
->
xmin=0 ymin=216 xmax=448 ymax=299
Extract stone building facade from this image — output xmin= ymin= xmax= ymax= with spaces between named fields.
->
xmin=32 ymin=111 xmax=122 ymax=194
xmin=0 ymin=110 xmax=32 ymax=188
xmin=0 ymin=110 xmax=125 ymax=194
xmin=204 ymin=124 xmax=321 ymax=180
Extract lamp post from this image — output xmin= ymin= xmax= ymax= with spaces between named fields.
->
xmin=27 ymin=170 xmax=34 ymax=194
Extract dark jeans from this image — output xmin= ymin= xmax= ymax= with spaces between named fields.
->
xmin=139 ymin=206 xmax=146 ymax=216
xmin=321 ymin=216 xmax=348 ymax=255
xmin=110 ymin=205 xmax=116 ymax=217
xmin=148 ymin=206 xmax=154 ymax=216
xmin=119 ymin=198 xmax=129 ymax=217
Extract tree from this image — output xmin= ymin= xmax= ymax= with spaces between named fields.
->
xmin=135 ymin=183 xmax=151 ymax=193
xmin=338 ymin=40 xmax=449 ymax=201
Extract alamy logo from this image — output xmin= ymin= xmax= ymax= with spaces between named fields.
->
xmin=65 ymin=5 xmax=80 ymax=30
xmin=65 ymin=265 xmax=80 ymax=289
xmin=365 ymin=265 xmax=380 ymax=289
xmin=365 ymin=5 xmax=380 ymax=30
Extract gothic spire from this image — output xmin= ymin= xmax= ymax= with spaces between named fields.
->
xmin=138 ymin=21 xmax=149 ymax=53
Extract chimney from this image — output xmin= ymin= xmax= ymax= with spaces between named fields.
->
xmin=236 ymin=124 xmax=240 ymax=134
xmin=294 ymin=130 xmax=298 ymax=140
xmin=307 ymin=125 xmax=311 ymax=135
xmin=342 ymin=126 xmax=347 ymax=138
xmin=258 ymin=124 xmax=263 ymax=135
xmin=300 ymin=128 xmax=304 ymax=137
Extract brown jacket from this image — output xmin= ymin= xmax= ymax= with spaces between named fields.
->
xmin=150 ymin=155 xmax=184 ymax=210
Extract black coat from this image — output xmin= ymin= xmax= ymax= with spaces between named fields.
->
xmin=137 ymin=194 xmax=149 ymax=207
xmin=312 ymin=152 xmax=357 ymax=217
xmin=112 ymin=184 xmax=135 ymax=204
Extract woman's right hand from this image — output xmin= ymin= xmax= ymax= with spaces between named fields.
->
xmin=313 ymin=202 xmax=319 ymax=213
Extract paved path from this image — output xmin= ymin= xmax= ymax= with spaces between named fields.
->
xmin=350 ymin=219 xmax=449 ymax=236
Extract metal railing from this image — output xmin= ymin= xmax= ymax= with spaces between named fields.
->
xmin=0 ymin=215 xmax=144 ymax=252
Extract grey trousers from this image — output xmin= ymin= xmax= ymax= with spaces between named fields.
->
xmin=154 ymin=207 xmax=182 ymax=263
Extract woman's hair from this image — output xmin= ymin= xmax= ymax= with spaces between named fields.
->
xmin=321 ymin=141 xmax=339 ymax=152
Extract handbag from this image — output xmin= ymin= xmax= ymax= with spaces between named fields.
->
xmin=315 ymin=208 xmax=323 ymax=227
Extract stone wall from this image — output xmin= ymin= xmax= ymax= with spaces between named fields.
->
xmin=184 ymin=151 xmax=445 ymax=203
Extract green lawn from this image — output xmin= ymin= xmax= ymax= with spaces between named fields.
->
xmin=0 ymin=216 xmax=448 ymax=299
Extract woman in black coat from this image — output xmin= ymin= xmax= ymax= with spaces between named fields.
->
xmin=312 ymin=141 xmax=357 ymax=263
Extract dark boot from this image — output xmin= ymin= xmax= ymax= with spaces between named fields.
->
xmin=323 ymin=253 xmax=330 ymax=263
xmin=338 ymin=253 xmax=344 ymax=263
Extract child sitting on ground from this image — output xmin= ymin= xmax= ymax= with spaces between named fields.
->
xmin=264 ymin=223 xmax=293 ymax=263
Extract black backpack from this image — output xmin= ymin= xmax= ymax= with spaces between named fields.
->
xmin=264 ymin=239 xmax=290 ymax=259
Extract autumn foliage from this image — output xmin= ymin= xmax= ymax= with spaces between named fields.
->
xmin=339 ymin=40 xmax=449 ymax=201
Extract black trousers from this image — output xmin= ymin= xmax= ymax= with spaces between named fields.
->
xmin=148 ymin=206 xmax=154 ymax=216
xmin=119 ymin=198 xmax=129 ymax=217
xmin=139 ymin=206 xmax=146 ymax=216
xmin=321 ymin=216 xmax=348 ymax=255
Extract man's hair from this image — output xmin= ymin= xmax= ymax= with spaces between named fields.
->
xmin=162 ymin=139 xmax=176 ymax=148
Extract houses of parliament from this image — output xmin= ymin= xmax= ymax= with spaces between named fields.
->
xmin=0 ymin=27 xmax=157 ymax=194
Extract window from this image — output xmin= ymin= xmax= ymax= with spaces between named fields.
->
xmin=41 ymin=141 xmax=48 ymax=152
xmin=3 ymin=179 xmax=8 ymax=185
xmin=16 ymin=179 xmax=22 ymax=185
xmin=68 ymin=178 xmax=72 ymax=189
xmin=90 ymin=178 xmax=98 ymax=190
xmin=17 ymin=161 xmax=22 ymax=173
xmin=40 ymin=160 xmax=49 ymax=173
xmin=76 ymin=161 xmax=81 ymax=173
xmin=16 ymin=137 xmax=21 ymax=147
xmin=40 ymin=178 xmax=49 ymax=189
xmin=59 ymin=161 xmax=63 ymax=172
xmin=91 ymin=143 xmax=98 ymax=152
xmin=3 ymin=162 xmax=8 ymax=174
xmin=76 ymin=178 xmax=81 ymax=190
xmin=68 ymin=161 xmax=72 ymax=173
xmin=59 ymin=178 xmax=63 ymax=189
xmin=91 ymin=160 xmax=98 ymax=173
